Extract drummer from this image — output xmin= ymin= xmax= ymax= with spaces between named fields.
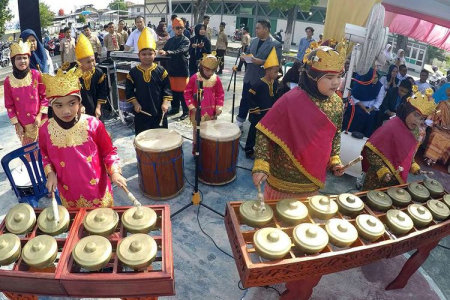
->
xmin=361 ymin=89 xmax=436 ymax=190
xmin=39 ymin=67 xmax=127 ymax=208
xmin=125 ymin=27 xmax=172 ymax=135
xmin=252 ymin=42 xmax=346 ymax=199
xmin=184 ymin=54 xmax=224 ymax=152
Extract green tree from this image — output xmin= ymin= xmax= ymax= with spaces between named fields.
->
xmin=108 ymin=0 xmax=128 ymax=16
xmin=78 ymin=15 xmax=86 ymax=24
xmin=0 ymin=0 xmax=13 ymax=39
xmin=269 ymin=0 xmax=319 ymax=52
xmin=192 ymin=0 xmax=211 ymax=25
xmin=39 ymin=2 xmax=55 ymax=29
xmin=425 ymin=45 xmax=446 ymax=64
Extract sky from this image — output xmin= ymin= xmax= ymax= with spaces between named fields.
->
xmin=7 ymin=0 xmax=143 ymax=22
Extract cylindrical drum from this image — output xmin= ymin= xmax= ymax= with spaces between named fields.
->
xmin=199 ymin=120 xmax=241 ymax=185
xmin=134 ymin=129 xmax=184 ymax=199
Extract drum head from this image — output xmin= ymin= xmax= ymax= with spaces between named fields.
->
xmin=200 ymin=120 xmax=241 ymax=142
xmin=134 ymin=128 xmax=182 ymax=152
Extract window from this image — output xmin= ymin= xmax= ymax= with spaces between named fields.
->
xmin=137 ymin=8 xmax=140 ymax=12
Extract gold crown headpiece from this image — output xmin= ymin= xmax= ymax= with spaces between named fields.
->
xmin=407 ymin=88 xmax=436 ymax=116
xmin=263 ymin=47 xmax=279 ymax=69
xmin=42 ymin=68 xmax=82 ymax=102
xmin=303 ymin=40 xmax=347 ymax=73
xmin=138 ymin=27 xmax=156 ymax=52
xmin=201 ymin=53 xmax=219 ymax=70
xmin=10 ymin=39 xmax=31 ymax=58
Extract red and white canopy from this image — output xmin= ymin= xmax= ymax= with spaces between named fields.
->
xmin=382 ymin=0 xmax=450 ymax=51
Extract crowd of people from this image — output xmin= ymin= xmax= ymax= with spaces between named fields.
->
xmin=2 ymin=15 xmax=449 ymax=213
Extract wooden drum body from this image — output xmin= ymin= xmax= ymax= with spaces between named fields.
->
xmin=199 ymin=120 xmax=241 ymax=185
xmin=134 ymin=129 xmax=184 ymax=199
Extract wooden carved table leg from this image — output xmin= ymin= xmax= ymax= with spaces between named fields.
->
xmin=386 ymin=240 xmax=440 ymax=290
xmin=281 ymin=275 xmax=322 ymax=300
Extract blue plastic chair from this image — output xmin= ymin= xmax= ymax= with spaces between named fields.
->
xmin=1 ymin=142 xmax=61 ymax=207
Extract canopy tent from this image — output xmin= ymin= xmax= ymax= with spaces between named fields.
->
xmin=382 ymin=0 xmax=450 ymax=51
xmin=323 ymin=0 xmax=450 ymax=51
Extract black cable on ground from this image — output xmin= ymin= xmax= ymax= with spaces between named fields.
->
xmin=182 ymin=174 xmax=234 ymax=259
xmin=196 ymin=201 xmax=234 ymax=259
xmin=237 ymin=165 xmax=252 ymax=172
xmin=238 ymin=280 xmax=247 ymax=290
xmin=264 ymin=285 xmax=282 ymax=296
xmin=438 ymin=244 xmax=450 ymax=250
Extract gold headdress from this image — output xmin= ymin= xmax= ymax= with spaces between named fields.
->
xmin=263 ymin=47 xmax=279 ymax=69
xmin=201 ymin=54 xmax=219 ymax=70
xmin=75 ymin=33 xmax=94 ymax=60
xmin=137 ymin=27 xmax=156 ymax=52
xmin=10 ymin=39 xmax=31 ymax=58
xmin=42 ymin=68 xmax=82 ymax=102
xmin=407 ymin=89 xmax=437 ymax=116
xmin=303 ymin=40 xmax=347 ymax=73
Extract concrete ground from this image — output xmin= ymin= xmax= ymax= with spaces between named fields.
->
xmin=0 ymin=55 xmax=448 ymax=300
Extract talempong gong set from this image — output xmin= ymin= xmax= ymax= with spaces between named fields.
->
xmin=73 ymin=187 xmax=159 ymax=271
xmin=0 ymin=186 xmax=174 ymax=297
xmin=236 ymin=179 xmax=449 ymax=261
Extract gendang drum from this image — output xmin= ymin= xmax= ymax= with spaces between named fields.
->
xmin=199 ymin=120 xmax=241 ymax=185
xmin=134 ymin=129 xmax=184 ymax=199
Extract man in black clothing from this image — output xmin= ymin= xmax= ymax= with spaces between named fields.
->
xmin=159 ymin=17 xmax=190 ymax=120
xmin=375 ymin=79 xmax=413 ymax=129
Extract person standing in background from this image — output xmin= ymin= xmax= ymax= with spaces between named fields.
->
xmin=189 ymin=24 xmax=211 ymax=76
xmin=155 ymin=22 xmax=170 ymax=50
xmin=125 ymin=16 xmax=158 ymax=53
xmin=117 ymin=20 xmax=129 ymax=51
xmin=215 ymin=22 xmax=228 ymax=75
xmin=60 ymin=26 xmax=76 ymax=69
xmin=104 ymin=22 xmax=121 ymax=58
xmin=296 ymin=27 xmax=315 ymax=62
xmin=160 ymin=17 xmax=190 ymax=120
xmin=236 ymin=27 xmax=250 ymax=72
xmin=167 ymin=14 xmax=178 ymax=37
xmin=20 ymin=29 xmax=54 ymax=74
xmin=203 ymin=15 xmax=212 ymax=41
xmin=83 ymin=25 xmax=102 ymax=62
xmin=235 ymin=19 xmax=281 ymax=129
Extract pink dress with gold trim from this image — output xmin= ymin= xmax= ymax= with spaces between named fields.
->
xmin=4 ymin=69 xmax=48 ymax=145
xmin=38 ymin=114 xmax=121 ymax=208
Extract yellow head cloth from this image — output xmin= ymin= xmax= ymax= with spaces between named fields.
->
xmin=138 ymin=27 xmax=156 ymax=52
xmin=303 ymin=40 xmax=347 ymax=73
xmin=75 ymin=33 xmax=94 ymax=60
xmin=263 ymin=47 xmax=279 ymax=69
xmin=407 ymin=89 xmax=437 ymax=116
xmin=172 ymin=17 xmax=184 ymax=28
xmin=10 ymin=39 xmax=31 ymax=58
xmin=42 ymin=68 xmax=82 ymax=103
xmin=201 ymin=54 xmax=219 ymax=70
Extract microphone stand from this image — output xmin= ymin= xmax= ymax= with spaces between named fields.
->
xmin=171 ymin=79 xmax=223 ymax=218
xmin=227 ymin=48 xmax=241 ymax=123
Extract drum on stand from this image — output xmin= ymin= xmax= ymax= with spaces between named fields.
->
xmin=199 ymin=120 xmax=241 ymax=185
xmin=134 ymin=129 xmax=184 ymax=199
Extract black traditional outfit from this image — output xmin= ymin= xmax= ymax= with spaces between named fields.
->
xmin=189 ymin=24 xmax=211 ymax=76
xmin=162 ymin=18 xmax=190 ymax=115
xmin=79 ymin=67 xmax=108 ymax=116
xmin=125 ymin=64 xmax=172 ymax=134
xmin=245 ymin=78 xmax=279 ymax=156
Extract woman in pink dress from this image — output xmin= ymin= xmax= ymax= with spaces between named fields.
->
xmin=39 ymin=68 xmax=127 ymax=208
xmin=4 ymin=40 xmax=48 ymax=146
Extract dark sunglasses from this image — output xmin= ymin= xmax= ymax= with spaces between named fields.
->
xmin=175 ymin=26 xmax=184 ymax=30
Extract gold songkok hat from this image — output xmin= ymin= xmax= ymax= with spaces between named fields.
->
xmin=42 ymin=68 xmax=82 ymax=102
xmin=263 ymin=47 xmax=279 ymax=69
xmin=10 ymin=39 xmax=31 ymax=58
xmin=303 ymin=40 xmax=347 ymax=73
xmin=75 ymin=33 xmax=94 ymax=60
xmin=407 ymin=88 xmax=437 ymax=116
xmin=172 ymin=17 xmax=184 ymax=28
xmin=201 ymin=54 xmax=219 ymax=70
xmin=137 ymin=27 xmax=156 ymax=52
